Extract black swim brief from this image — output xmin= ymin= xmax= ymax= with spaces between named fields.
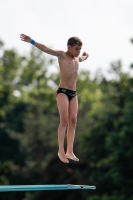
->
xmin=56 ymin=88 xmax=76 ymax=101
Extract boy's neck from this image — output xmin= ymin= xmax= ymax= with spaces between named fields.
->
xmin=66 ymin=51 xmax=74 ymax=58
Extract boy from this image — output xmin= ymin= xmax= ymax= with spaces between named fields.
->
xmin=20 ymin=34 xmax=89 ymax=163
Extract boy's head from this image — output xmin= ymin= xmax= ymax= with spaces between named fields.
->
xmin=67 ymin=37 xmax=83 ymax=47
xmin=67 ymin=37 xmax=83 ymax=57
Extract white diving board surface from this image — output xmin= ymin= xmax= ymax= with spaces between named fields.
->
xmin=0 ymin=184 xmax=96 ymax=192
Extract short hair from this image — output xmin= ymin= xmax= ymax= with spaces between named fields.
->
xmin=67 ymin=36 xmax=83 ymax=46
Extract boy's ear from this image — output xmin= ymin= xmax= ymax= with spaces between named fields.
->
xmin=67 ymin=45 xmax=71 ymax=50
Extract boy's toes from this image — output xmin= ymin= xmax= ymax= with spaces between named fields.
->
xmin=58 ymin=152 xmax=69 ymax=163
xmin=66 ymin=153 xmax=79 ymax=161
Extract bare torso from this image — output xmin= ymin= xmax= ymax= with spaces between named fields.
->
xmin=58 ymin=52 xmax=79 ymax=91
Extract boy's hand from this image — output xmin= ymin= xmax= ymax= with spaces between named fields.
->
xmin=79 ymin=52 xmax=89 ymax=62
xmin=20 ymin=34 xmax=32 ymax=43
xmin=82 ymin=52 xmax=89 ymax=59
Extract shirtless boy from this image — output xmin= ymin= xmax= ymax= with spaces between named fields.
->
xmin=20 ymin=34 xmax=89 ymax=163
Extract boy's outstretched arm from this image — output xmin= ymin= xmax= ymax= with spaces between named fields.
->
xmin=20 ymin=34 xmax=63 ymax=58
xmin=79 ymin=52 xmax=89 ymax=62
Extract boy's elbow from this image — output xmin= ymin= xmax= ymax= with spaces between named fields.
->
xmin=79 ymin=57 xmax=83 ymax=62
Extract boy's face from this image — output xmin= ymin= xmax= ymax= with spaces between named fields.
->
xmin=68 ymin=44 xmax=82 ymax=57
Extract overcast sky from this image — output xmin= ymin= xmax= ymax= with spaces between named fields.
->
xmin=0 ymin=0 xmax=133 ymax=77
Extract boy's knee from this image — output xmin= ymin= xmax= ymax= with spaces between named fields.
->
xmin=71 ymin=117 xmax=77 ymax=126
xmin=60 ymin=118 xmax=68 ymax=127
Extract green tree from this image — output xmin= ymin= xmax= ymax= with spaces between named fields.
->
xmin=0 ymin=38 xmax=133 ymax=200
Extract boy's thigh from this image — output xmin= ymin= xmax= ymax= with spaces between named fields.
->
xmin=56 ymin=93 xmax=69 ymax=118
xmin=69 ymin=96 xmax=78 ymax=118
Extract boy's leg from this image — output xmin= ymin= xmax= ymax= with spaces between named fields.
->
xmin=56 ymin=93 xmax=69 ymax=163
xmin=66 ymin=96 xmax=79 ymax=161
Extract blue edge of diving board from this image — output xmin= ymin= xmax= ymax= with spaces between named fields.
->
xmin=0 ymin=184 xmax=96 ymax=192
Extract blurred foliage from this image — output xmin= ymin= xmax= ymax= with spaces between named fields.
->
xmin=0 ymin=39 xmax=133 ymax=200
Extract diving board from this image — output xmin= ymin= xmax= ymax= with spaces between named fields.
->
xmin=0 ymin=184 xmax=96 ymax=192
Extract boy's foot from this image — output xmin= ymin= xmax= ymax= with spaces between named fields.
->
xmin=58 ymin=152 xmax=69 ymax=163
xmin=65 ymin=153 xmax=79 ymax=161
